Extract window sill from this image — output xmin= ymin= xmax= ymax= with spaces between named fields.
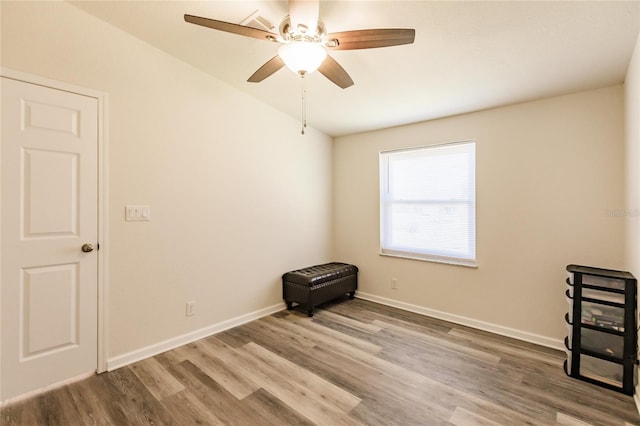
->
xmin=379 ymin=251 xmax=478 ymax=268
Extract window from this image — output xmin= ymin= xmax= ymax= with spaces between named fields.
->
xmin=379 ymin=141 xmax=476 ymax=266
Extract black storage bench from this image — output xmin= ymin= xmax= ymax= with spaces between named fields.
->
xmin=282 ymin=262 xmax=358 ymax=317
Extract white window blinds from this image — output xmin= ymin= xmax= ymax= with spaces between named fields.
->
xmin=380 ymin=141 xmax=476 ymax=266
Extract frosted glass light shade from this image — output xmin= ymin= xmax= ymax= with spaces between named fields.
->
xmin=278 ymin=42 xmax=327 ymax=74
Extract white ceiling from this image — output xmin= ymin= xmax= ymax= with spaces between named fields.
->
xmin=69 ymin=1 xmax=639 ymax=137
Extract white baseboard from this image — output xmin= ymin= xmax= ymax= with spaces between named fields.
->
xmin=356 ymin=291 xmax=564 ymax=351
xmin=107 ymin=293 xmax=565 ymax=371
xmin=634 ymin=386 xmax=640 ymax=415
xmin=107 ymin=302 xmax=285 ymax=371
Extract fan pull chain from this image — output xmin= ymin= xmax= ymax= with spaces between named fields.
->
xmin=300 ymin=72 xmax=307 ymax=135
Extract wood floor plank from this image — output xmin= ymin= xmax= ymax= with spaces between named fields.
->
xmin=317 ymin=298 xmax=389 ymax=324
xmin=130 ymin=356 xmax=185 ymax=400
xmin=200 ymin=335 xmax=246 ymax=359
xmin=348 ymin=398 xmax=453 ymax=426
xmin=262 ymin=316 xmax=372 ymax=361
xmin=221 ymin=316 xmax=455 ymax=424
xmin=162 ymin=389 xmax=226 ymax=425
xmin=447 ymin=327 xmax=563 ymax=366
xmin=309 ymin=339 xmax=530 ymax=425
xmin=234 ymin=342 xmax=363 ymax=426
xmin=324 ymin=312 xmax=568 ymax=424
xmin=66 ymin=377 xmax=117 ymax=425
xmin=185 ymin=335 xmax=354 ymax=425
xmin=32 ymin=391 xmax=72 ymax=426
xmin=294 ymin=343 xmax=458 ymax=424
xmin=155 ymin=343 xmax=194 ymax=367
xmin=372 ymin=318 xmax=502 ymax=364
xmin=279 ymin=312 xmax=384 ymax=356
xmin=3 ymin=298 xmax=639 ymax=426
xmin=347 ymin=298 xmax=454 ymax=333
xmin=188 ymin=340 xmax=260 ymax=399
xmin=556 ymin=412 xmax=595 ymax=426
xmin=376 ymin=347 xmax=559 ymax=424
xmin=1 ymin=396 xmax=41 ymax=425
xmin=378 ymin=333 xmax=631 ymax=426
xmin=264 ymin=317 xmax=468 ymax=423
xmin=244 ymin=315 xmax=317 ymax=349
xmin=313 ymin=308 xmax=383 ymax=334
xmin=242 ymin=388 xmax=316 ymax=426
xmin=395 ymin=335 xmax=525 ymax=384
xmin=306 ymin=314 xmax=389 ymax=351
xmin=77 ymin=373 xmax=135 ymax=424
xmin=102 ymin=367 xmax=175 ymax=425
xmin=176 ymin=360 xmax=265 ymax=426
xmin=447 ymin=399 xmax=538 ymax=426
xmin=214 ymin=326 xmax=253 ymax=348
xmin=449 ymin=406 xmax=503 ymax=426
xmin=284 ymin=323 xmax=459 ymax=423
xmin=243 ymin=341 xmax=361 ymax=413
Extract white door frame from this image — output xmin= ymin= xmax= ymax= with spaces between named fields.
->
xmin=0 ymin=67 xmax=108 ymax=378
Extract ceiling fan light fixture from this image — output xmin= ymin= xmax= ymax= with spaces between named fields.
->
xmin=278 ymin=42 xmax=327 ymax=75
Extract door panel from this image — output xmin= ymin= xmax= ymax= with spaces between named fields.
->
xmin=22 ymin=263 xmax=79 ymax=358
xmin=23 ymin=99 xmax=81 ymax=136
xmin=1 ymin=77 xmax=98 ymax=401
xmin=23 ymin=149 xmax=79 ymax=237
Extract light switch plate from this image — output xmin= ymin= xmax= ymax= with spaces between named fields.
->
xmin=125 ymin=205 xmax=150 ymax=221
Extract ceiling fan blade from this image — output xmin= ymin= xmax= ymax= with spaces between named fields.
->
xmin=247 ymin=56 xmax=285 ymax=83
xmin=326 ymin=28 xmax=415 ymax=50
xmin=318 ymin=55 xmax=354 ymax=89
xmin=288 ymin=0 xmax=319 ymax=35
xmin=184 ymin=14 xmax=279 ymax=42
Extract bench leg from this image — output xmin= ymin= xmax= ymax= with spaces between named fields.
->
xmin=307 ymin=308 xmax=314 ymax=317
xmin=348 ymin=291 xmax=356 ymax=300
xmin=286 ymin=301 xmax=293 ymax=310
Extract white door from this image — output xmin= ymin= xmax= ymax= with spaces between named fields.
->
xmin=1 ymin=77 xmax=99 ymax=401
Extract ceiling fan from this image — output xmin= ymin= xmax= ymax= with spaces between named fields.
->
xmin=184 ymin=0 xmax=416 ymax=89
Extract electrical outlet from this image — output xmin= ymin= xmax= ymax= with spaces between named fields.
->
xmin=391 ymin=278 xmax=398 ymax=290
xmin=186 ymin=301 xmax=196 ymax=317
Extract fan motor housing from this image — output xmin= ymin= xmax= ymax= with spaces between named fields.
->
xmin=279 ymin=16 xmax=326 ymax=42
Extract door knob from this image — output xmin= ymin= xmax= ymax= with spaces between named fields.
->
xmin=81 ymin=243 xmax=95 ymax=253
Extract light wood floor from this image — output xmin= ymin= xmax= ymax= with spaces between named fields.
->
xmin=2 ymin=297 xmax=639 ymax=425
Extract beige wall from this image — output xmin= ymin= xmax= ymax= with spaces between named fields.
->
xmin=626 ymin=33 xmax=640 ymax=279
xmin=0 ymin=1 xmax=333 ymax=359
xmin=624 ymin=32 xmax=640 ymax=400
xmin=333 ymin=86 xmax=626 ymax=344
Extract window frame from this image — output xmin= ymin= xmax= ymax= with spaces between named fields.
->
xmin=379 ymin=140 xmax=477 ymax=267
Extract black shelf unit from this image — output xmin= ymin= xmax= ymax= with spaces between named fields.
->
xmin=564 ymin=264 xmax=637 ymax=395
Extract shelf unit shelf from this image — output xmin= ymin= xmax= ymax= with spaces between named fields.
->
xmin=564 ymin=264 xmax=637 ymax=395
